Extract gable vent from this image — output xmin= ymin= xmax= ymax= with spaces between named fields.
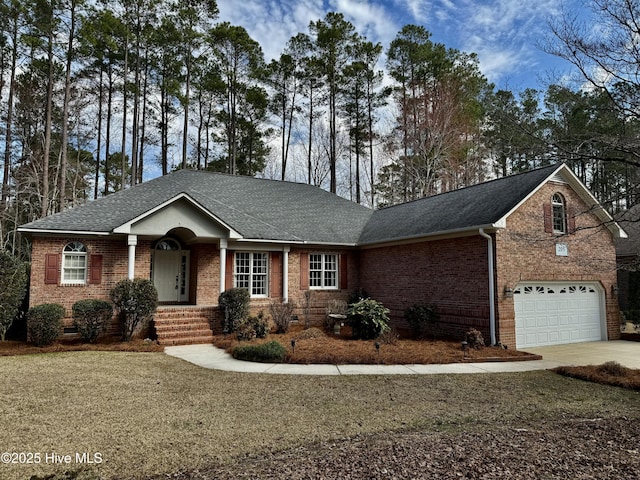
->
xmin=550 ymin=172 xmax=567 ymax=184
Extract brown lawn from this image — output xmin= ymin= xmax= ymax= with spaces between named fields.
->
xmin=211 ymin=324 xmax=538 ymax=364
xmin=0 ymin=337 xmax=164 ymax=356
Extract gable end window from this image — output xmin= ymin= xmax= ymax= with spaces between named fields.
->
xmin=552 ymin=193 xmax=566 ymax=234
xmin=309 ymin=253 xmax=338 ymax=289
xmin=62 ymin=241 xmax=87 ymax=285
xmin=234 ymin=252 xmax=268 ymax=297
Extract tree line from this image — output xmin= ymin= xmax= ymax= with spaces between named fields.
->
xmin=1 ymin=0 xmax=639 ymax=258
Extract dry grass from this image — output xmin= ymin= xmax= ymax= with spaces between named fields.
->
xmin=1 ymin=351 xmax=639 ymax=480
xmin=212 ymin=324 xmax=536 ymax=364
xmin=0 ymin=337 xmax=164 ymax=356
xmin=553 ymin=361 xmax=640 ymax=391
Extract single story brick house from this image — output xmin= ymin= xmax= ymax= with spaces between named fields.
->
xmin=19 ymin=163 xmax=625 ymax=348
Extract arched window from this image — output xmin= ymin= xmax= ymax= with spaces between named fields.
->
xmin=62 ymin=241 xmax=87 ymax=284
xmin=552 ymin=193 xmax=566 ymax=234
xmin=155 ymin=238 xmax=180 ymax=251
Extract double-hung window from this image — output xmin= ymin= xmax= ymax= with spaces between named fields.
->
xmin=235 ymin=252 xmax=268 ymax=297
xmin=309 ymin=253 xmax=338 ymax=289
xmin=62 ymin=241 xmax=87 ymax=285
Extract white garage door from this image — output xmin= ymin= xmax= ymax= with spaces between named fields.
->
xmin=514 ymin=283 xmax=604 ymax=348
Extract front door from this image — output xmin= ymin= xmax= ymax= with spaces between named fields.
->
xmin=152 ymin=239 xmax=190 ymax=303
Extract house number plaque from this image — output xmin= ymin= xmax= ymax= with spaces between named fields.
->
xmin=555 ymin=243 xmax=568 ymax=257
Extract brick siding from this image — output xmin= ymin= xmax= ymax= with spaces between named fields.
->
xmin=27 ymin=179 xmax=621 ymax=345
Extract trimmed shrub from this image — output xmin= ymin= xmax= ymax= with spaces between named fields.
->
xmin=72 ymin=299 xmax=114 ymax=343
xmin=347 ymin=298 xmax=390 ymax=340
xmin=0 ymin=251 xmax=28 ymax=341
xmin=465 ymin=328 xmax=485 ymax=349
xmin=236 ymin=311 xmax=270 ymax=340
xmin=232 ymin=340 xmax=287 ymax=363
xmin=404 ymin=304 xmax=439 ymax=339
xmin=270 ymin=301 xmax=293 ymax=334
xmin=218 ymin=288 xmax=250 ymax=333
xmin=110 ymin=279 xmax=158 ymax=341
xmin=27 ymin=303 xmax=65 ymax=347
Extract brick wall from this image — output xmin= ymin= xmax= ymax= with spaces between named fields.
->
xmin=495 ymin=181 xmax=621 ymax=346
xmin=359 ymin=236 xmax=491 ymax=339
xmin=30 ymin=236 xmax=151 ymax=332
xmin=284 ymin=248 xmax=356 ymax=327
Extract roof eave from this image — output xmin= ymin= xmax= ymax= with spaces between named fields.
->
xmin=496 ymin=163 xmax=627 ymax=239
xmin=358 ymin=223 xmax=502 ymax=248
xmin=17 ymin=228 xmax=111 ymax=236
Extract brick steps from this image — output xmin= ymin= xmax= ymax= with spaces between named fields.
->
xmin=154 ymin=306 xmax=217 ymax=346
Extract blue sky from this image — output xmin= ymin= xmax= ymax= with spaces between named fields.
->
xmin=216 ymin=0 xmax=583 ymax=93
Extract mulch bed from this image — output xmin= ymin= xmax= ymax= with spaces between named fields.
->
xmin=212 ymin=325 xmax=538 ymax=365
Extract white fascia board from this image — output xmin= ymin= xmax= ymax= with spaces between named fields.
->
xmin=496 ymin=163 xmax=627 ymax=238
xmin=17 ymin=228 xmax=111 ymax=236
xmin=112 ymin=192 xmax=243 ymax=239
xmin=357 ymin=224 xmax=501 ymax=249
xmin=235 ymin=238 xmax=358 ymax=248
xmin=235 ymin=238 xmax=304 ymax=245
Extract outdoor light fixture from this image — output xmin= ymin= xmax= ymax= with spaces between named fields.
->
xmin=461 ymin=341 xmax=468 ymax=358
xmin=504 ymin=286 xmax=514 ymax=299
xmin=612 ymin=285 xmax=619 ymax=297
xmin=375 ymin=342 xmax=380 ymax=354
xmin=291 ymin=339 xmax=296 ymax=353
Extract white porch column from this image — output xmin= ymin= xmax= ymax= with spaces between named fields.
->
xmin=283 ymin=247 xmax=290 ymax=303
xmin=219 ymin=239 xmax=228 ymax=294
xmin=127 ymin=235 xmax=137 ymax=280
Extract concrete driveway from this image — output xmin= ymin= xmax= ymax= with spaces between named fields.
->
xmin=524 ymin=340 xmax=640 ymax=369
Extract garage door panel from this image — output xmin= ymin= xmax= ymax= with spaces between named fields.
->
xmin=514 ymin=282 xmax=603 ymax=348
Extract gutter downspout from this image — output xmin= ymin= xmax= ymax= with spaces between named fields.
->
xmin=479 ymin=228 xmax=497 ymax=346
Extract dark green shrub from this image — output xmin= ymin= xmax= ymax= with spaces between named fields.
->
xmin=27 ymin=303 xmax=65 ymax=347
xmin=465 ymin=328 xmax=485 ymax=349
xmin=218 ymin=288 xmax=250 ymax=333
xmin=404 ymin=304 xmax=439 ymax=339
xmin=347 ymin=298 xmax=390 ymax=340
xmin=236 ymin=311 xmax=270 ymax=340
xmin=623 ymin=309 xmax=640 ymax=328
xmin=0 ymin=251 xmax=28 ymax=341
xmin=72 ymin=299 xmax=114 ymax=343
xmin=270 ymin=300 xmax=293 ymax=333
xmin=232 ymin=340 xmax=287 ymax=363
xmin=110 ymin=279 xmax=158 ymax=341
xmin=348 ymin=288 xmax=369 ymax=305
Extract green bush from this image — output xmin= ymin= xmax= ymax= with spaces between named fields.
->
xmin=404 ymin=304 xmax=439 ymax=339
xmin=347 ymin=298 xmax=390 ymax=340
xmin=623 ymin=309 xmax=640 ymax=327
xmin=218 ymin=288 xmax=250 ymax=333
xmin=110 ymin=279 xmax=158 ymax=341
xmin=236 ymin=311 xmax=271 ymax=340
xmin=0 ymin=251 xmax=28 ymax=341
xmin=72 ymin=299 xmax=114 ymax=343
xmin=27 ymin=303 xmax=65 ymax=347
xmin=232 ymin=340 xmax=287 ymax=363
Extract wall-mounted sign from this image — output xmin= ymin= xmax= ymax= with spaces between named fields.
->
xmin=555 ymin=243 xmax=568 ymax=257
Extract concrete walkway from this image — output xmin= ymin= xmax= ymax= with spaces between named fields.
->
xmin=163 ymin=340 xmax=640 ymax=375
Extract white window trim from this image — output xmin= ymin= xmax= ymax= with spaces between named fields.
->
xmin=234 ymin=252 xmax=269 ymax=298
xmin=552 ymin=193 xmax=566 ymax=234
xmin=62 ymin=241 xmax=88 ymax=285
xmin=309 ymin=253 xmax=338 ymax=290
